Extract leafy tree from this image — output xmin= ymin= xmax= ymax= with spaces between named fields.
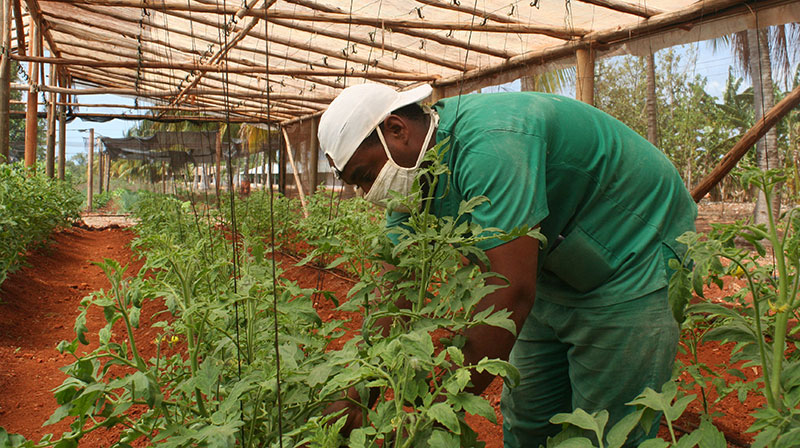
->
xmin=595 ymin=47 xmax=721 ymax=190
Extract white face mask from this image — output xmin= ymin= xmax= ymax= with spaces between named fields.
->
xmin=362 ymin=109 xmax=439 ymax=211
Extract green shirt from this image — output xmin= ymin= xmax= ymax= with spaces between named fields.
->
xmin=388 ymin=92 xmax=697 ymax=307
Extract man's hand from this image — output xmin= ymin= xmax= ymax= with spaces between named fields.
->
xmin=462 ymin=234 xmax=539 ymax=394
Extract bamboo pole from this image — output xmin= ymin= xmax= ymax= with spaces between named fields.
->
xmin=266 ymin=10 xmax=586 ymax=39
xmin=415 ymin=0 xmax=521 ymax=24
xmin=0 ymin=0 xmax=10 ymax=163
xmin=161 ymin=8 xmax=408 ymax=76
xmin=268 ymin=17 xmax=474 ymax=72
xmin=105 ymin=153 xmax=110 ymax=192
xmin=57 ymin=78 xmax=65 ymax=179
xmin=66 ymin=62 xmax=321 ymax=115
xmin=64 ymin=3 xmax=406 ymax=82
xmin=23 ymin=20 xmax=37 ymax=169
xmin=281 ymin=127 xmax=308 ymax=218
xmin=309 ymin=117 xmax=319 ymax=192
xmin=11 ymin=55 xmax=441 ymax=80
xmin=87 ymin=128 xmax=94 ymax=211
xmin=215 ymin=130 xmax=221 ymax=197
xmin=12 ymin=83 xmax=334 ymax=101
xmin=283 ymin=0 xmax=512 ymax=59
xmin=45 ymin=63 xmax=55 ymax=177
xmin=168 ymin=0 xmax=266 ymax=107
xmin=433 ymin=0 xmax=789 ymax=92
xmin=98 ymin=142 xmax=104 ymax=194
xmin=691 ymin=82 xmax=800 ymax=202
xmin=12 ymin=0 xmax=22 ymax=56
xmin=575 ymin=0 xmax=662 ymax=18
xmin=576 ymin=47 xmax=595 ymax=105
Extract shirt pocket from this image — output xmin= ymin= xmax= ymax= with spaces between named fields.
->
xmin=541 ymin=226 xmax=618 ymax=293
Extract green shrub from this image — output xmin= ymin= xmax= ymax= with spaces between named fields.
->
xmin=0 ymin=163 xmax=82 ymax=286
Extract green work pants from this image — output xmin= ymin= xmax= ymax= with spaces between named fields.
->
xmin=501 ymin=286 xmax=679 ymax=448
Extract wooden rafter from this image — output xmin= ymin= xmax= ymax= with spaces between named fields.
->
xmin=12 ymin=0 xmax=24 ymax=55
xmin=169 ymin=0 xmax=271 ymax=107
xmin=267 ymin=16 xmax=477 ymax=72
xmin=266 ymin=9 xmax=587 ymax=40
xmin=575 ymin=0 xmax=662 ymax=19
xmin=70 ymin=64 xmax=321 ymax=116
xmin=414 ymin=0 xmax=522 ymax=25
xmin=283 ymin=0 xmax=515 ymax=60
xmin=13 ymin=82 xmax=334 ymax=102
xmin=12 ymin=55 xmax=441 ymax=80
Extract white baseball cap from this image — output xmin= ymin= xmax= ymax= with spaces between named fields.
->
xmin=318 ymin=83 xmax=433 ymax=171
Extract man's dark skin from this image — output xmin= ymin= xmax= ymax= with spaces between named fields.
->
xmin=327 ymin=110 xmax=539 ymax=433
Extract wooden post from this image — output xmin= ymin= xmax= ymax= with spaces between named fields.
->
xmin=24 ymin=23 xmax=39 ymax=169
xmin=161 ymin=161 xmax=166 ymax=194
xmin=106 ymin=153 xmax=111 ymax=192
xmin=576 ymin=47 xmax=595 ymax=105
xmin=57 ymin=81 xmax=66 ymax=179
xmin=215 ymin=130 xmax=222 ymax=196
xmin=281 ymin=127 xmax=308 ymax=218
xmin=279 ymin=134 xmax=287 ymax=194
xmin=45 ymin=64 xmax=56 ymax=177
xmin=87 ymin=129 xmax=94 ymax=211
xmin=691 ymin=82 xmax=800 ymax=202
xmin=0 ymin=0 xmax=10 ymax=163
xmin=98 ymin=144 xmax=104 ymax=194
xmin=309 ymin=117 xmax=319 ymax=192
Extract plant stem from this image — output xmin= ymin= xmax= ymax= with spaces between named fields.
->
xmin=764 ymin=185 xmax=788 ymax=410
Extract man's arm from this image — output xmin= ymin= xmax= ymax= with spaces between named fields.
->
xmin=461 ymin=234 xmax=539 ymax=394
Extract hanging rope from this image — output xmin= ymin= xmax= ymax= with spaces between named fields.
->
xmin=261 ymin=1 xmax=285 ymax=445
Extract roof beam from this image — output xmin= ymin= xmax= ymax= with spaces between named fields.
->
xmin=13 ymin=81 xmax=334 ymax=101
xmin=174 ymin=0 xmax=475 ymax=71
xmin=434 ymin=0 xmax=792 ymax=93
xmin=414 ymin=0 xmax=522 ymax=25
xmin=282 ymin=0 xmax=515 ymax=60
xmin=267 ymin=16 xmax=475 ymax=72
xmin=57 ymin=48 xmax=324 ymax=114
xmin=11 ymin=55 xmax=441 ymax=81
xmin=67 ymin=64 xmax=307 ymax=118
xmin=46 ymin=5 xmax=348 ymax=92
xmin=159 ymin=8 xmax=417 ymax=83
xmin=267 ymin=9 xmax=586 ymax=40
xmin=12 ymin=0 xmax=24 ymax=55
xmin=169 ymin=0 xmax=270 ymax=107
xmin=70 ymin=63 xmax=322 ymax=115
xmin=575 ymin=0 xmax=663 ymax=19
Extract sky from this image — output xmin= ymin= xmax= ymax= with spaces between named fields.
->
xmin=55 ymin=38 xmax=771 ymax=161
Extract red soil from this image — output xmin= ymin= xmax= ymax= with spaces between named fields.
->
xmin=0 ymin=201 xmax=768 ymax=447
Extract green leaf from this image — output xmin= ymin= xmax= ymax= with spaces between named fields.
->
xmin=696 ymin=418 xmax=726 ymax=448
xmin=776 ymin=428 xmax=800 ymax=448
xmin=550 ymin=408 xmax=606 ymax=441
xmin=428 ymin=429 xmax=460 ymax=448
xmin=450 ymin=393 xmax=496 ymax=423
xmin=606 ymin=409 xmax=644 ymax=448
xmin=638 ymin=439 xmax=670 ymax=448
xmin=475 ymin=358 xmax=520 ymax=387
xmin=551 ymin=437 xmax=594 ymax=448
xmin=428 ymin=402 xmax=461 ymax=434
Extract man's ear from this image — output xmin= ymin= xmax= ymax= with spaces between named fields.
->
xmin=382 ymin=115 xmax=409 ymax=142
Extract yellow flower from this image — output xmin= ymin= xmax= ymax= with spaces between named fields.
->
xmin=170 ymin=335 xmax=180 ymax=344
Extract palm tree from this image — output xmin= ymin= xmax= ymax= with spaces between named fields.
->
xmin=519 ymin=67 xmax=576 ymax=93
xmin=712 ymin=24 xmax=798 ymax=224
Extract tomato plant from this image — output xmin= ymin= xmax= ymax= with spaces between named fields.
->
xmin=0 ymin=162 xmax=81 ymax=287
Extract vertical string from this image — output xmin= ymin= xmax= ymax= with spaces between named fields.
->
xmin=262 ymin=1 xmax=284 ymax=445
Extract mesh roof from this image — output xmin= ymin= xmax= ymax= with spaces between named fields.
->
xmin=101 ymin=131 xmax=248 ymax=165
xmin=9 ymin=0 xmax=799 ymax=125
